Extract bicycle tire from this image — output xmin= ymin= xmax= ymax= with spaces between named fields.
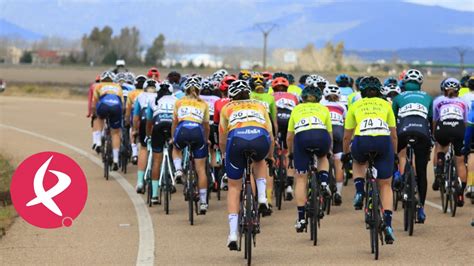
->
xmin=451 ymin=165 xmax=458 ymax=217
xmin=245 ymin=184 xmax=253 ymax=265
xmin=188 ymin=181 xmax=194 ymax=225
xmin=164 ymin=166 xmax=170 ymax=215
xmin=312 ymin=174 xmax=319 ymax=246
xmin=147 ymin=178 xmax=152 ymax=207
xmin=371 ymin=182 xmax=380 ymax=260
xmin=275 ymin=169 xmax=283 ymax=210
xmin=406 ymin=166 xmax=415 ymax=236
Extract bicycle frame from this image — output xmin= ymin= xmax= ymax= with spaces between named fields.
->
xmin=158 ymin=141 xmax=175 ymax=187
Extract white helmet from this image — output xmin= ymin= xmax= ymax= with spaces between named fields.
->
xmin=115 ymin=72 xmax=127 ymax=83
xmin=100 ymin=71 xmax=115 ymax=81
xmin=116 ymin=59 xmax=126 ymax=66
xmin=184 ymin=76 xmax=202 ymax=91
xmin=323 ymin=84 xmax=340 ymax=97
xmin=305 ymin=74 xmax=320 ymax=86
xmin=315 ymin=76 xmax=328 ymax=88
xmin=443 ymin=77 xmax=461 ymax=91
xmin=228 ymin=80 xmax=251 ymax=98
xmin=381 ymin=83 xmax=401 ymax=96
xmin=403 ymin=69 xmax=423 ymax=84
xmin=216 ymin=69 xmax=228 ymax=76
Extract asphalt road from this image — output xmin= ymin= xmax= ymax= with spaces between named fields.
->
xmin=0 ymin=96 xmax=472 ymax=265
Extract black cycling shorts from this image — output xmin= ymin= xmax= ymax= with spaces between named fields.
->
xmin=151 ymin=122 xmax=172 ymax=153
xmin=397 ymin=116 xmax=431 ymax=152
xmin=434 ymin=119 xmax=465 ymax=156
xmin=332 ymin=125 xmax=343 ymax=154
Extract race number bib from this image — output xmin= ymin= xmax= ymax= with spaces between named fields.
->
xmin=359 ymin=118 xmax=389 ymax=135
xmin=330 ymin=112 xmax=344 ymax=126
xmin=229 ymin=109 xmax=266 ymax=126
xmin=100 ymin=85 xmax=120 ymax=94
xmin=294 ymin=116 xmax=326 ymax=133
xmin=399 ymin=103 xmax=428 ymax=119
xmin=440 ymin=106 xmax=463 ymax=121
xmin=178 ymin=106 xmax=204 ymax=122
xmin=154 ymin=102 xmax=174 ymax=121
xmin=275 ymin=98 xmax=296 ymax=110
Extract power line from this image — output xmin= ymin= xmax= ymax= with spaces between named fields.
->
xmin=254 ymin=23 xmax=277 ymax=69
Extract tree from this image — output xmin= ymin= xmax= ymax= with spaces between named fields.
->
xmin=20 ymin=51 xmax=32 ymax=63
xmin=145 ymin=34 xmax=166 ymax=65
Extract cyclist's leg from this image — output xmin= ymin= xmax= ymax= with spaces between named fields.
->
xmin=351 ymin=136 xmax=369 ymax=207
xmin=135 ymin=119 xmax=148 ymax=191
xmin=414 ymin=138 xmax=430 ymax=206
xmin=94 ymin=100 xmax=106 ymax=150
xmin=332 ymin=126 xmax=344 ymax=198
xmin=109 ymin=102 xmax=123 ymax=165
xmin=172 ymin=123 xmax=185 ymax=180
xmin=151 ymin=123 xmax=167 ymax=199
xmin=293 ymin=130 xmax=314 ymax=228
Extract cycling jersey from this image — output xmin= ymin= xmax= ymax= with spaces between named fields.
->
xmin=287 ymin=103 xmax=332 ymax=134
xmin=463 ymin=91 xmax=474 ymax=152
xmin=250 ymin=92 xmax=277 ymax=121
xmin=146 ymin=95 xmax=177 ymax=153
xmin=173 ymin=90 xmax=185 ymax=100
xmin=213 ymin=98 xmax=230 ymax=125
xmin=274 ymin=92 xmax=299 ymax=133
xmin=127 ymin=89 xmax=143 ymax=111
xmin=345 ymin=97 xmax=396 ymax=136
xmin=267 ymin=85 xmax=302 ymax=96
xmin=219 ymin=99 xmax=272 ymax=134
xmin=321 ymin=99 xmax=347 ymax=155
xmin=94 ymin=82 xmax=123 ymax=102
xmin=174 ymin=97 xmax=209 ymax=124
xmin=121 ymin=83 xmax=135 ymax=98
xmin=133 ymin=92 xmax=157 ymax=146
xmin=347 ymin=91 xmax=361 ymax=108
xmin=200 ymin=95 xmax=220 ymax=124
xmin=459 ymin=87 xmax=469 ymax=97
xmin=339 ymin=86 xmax=354 ymax=106
xmin=392 ymin=91 xmax=432 ymax=120
xmin=87 ymin=82 xmax=97 ymax=118
xmin=433 ymin=96 xmax=468 ymax=122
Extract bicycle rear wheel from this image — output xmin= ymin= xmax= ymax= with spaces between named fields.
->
xmin=405 ymin=168 xmax=416 ymax=236
xmin=311 ymin=175 xmax=319 ymax=246
xmin=164 ymin=166 xmax=170 ymax=215
xmin=188 ymin=180 xmax=194 ymax=225
xmin=245 ymin=185 xmax=253 ymax=265
xmin=370 ymin=183 xmax=380 ymax=260
xmin=275 ymin=168 xmax=283 ymax=210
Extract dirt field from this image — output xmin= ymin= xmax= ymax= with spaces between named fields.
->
xmin=0 ymin=65 xmax=448 ymax=96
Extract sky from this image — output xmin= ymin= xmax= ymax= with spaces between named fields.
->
xmin=405 ymin=0 xmax=474 ymax=11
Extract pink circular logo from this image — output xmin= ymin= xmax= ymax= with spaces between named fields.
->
xmin=10 ymin=152 xmax=88 ymax=229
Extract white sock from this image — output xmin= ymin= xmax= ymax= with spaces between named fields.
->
xmin=131 ymin=143 xmax=138 ymax=157
xmin=92 ymin=132 xmax=97 ymax=145
xmin=113 ymin=149 xmax=119 ymax=163
xmin=173 ymin=158 xmax=182 ymax=171
xmin=256 ymin=177 xmax=266 ymax=201
xmin=336 ymin=182 xmax=343 ymax=194
xmin=199 ymin=189 xmax=207 ymax=204
xmin=93 ymin=131 xmax=101 ymax=146
xmin=228 ymin=213 xmax=238 ymax=235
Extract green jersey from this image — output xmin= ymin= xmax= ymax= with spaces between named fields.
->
xmin=251 ymin=92 xmax=277 ymax=121
xmin=392 ymin=90 xmax=433 ymax=120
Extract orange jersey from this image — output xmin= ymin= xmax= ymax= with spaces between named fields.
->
xmin=126 ymin=89 xmax=143 ymax=110
xmin=173 ymin=97 xmax=209 ymax=124
xmin=219 ymin=99 xmax=272 ymax=134
xmin=93 ymin=82 xmax=123 ymax=103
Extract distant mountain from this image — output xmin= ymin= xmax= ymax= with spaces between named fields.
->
xmin=0 ymin=19 xmax=43 ymax=40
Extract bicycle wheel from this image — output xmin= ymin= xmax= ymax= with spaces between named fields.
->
xmin=245 ymin=185 xmax=253 ymax=266
xmin=275 ymin=168 xmax=283 ymax=210
xmin=147 ymin=177 xmax=152 ymax=207
xmin=311 ymin=175 xmax=319 ymax=246
xmin=164 ymin=165 xmax=170 ymax=215
xmin=370 ymin=183 xmax=380 ymax=260
xmin=407 ymin=170 xmax=416 ymax=236
xmin=187 ymin=179 xmax=194 ymax=225
xmin=451 ymin=165 xmax=458 ymax=217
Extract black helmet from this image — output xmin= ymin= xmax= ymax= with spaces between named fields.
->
xmin=359 ymin=76 xmax=382 ymax=92
xmin=299 ymin=74 xmax=309 ymax=85
xmin=301 ymin=85 xmax=322 ymax=102
xmin=167 ymin=71 xmax=181 ymax=84
xmin=272 ymin=71 xmax=288 ymax=80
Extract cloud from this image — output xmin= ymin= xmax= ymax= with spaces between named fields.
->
xmin=404 ymin=0 xmax=474 ymax=11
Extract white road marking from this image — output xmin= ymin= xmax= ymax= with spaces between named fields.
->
xmin=0 ymin=123 xmax=154 ymax=266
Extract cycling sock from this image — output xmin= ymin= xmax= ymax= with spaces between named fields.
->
xmin=152 ymin=180 xmax=159 ymax=197
xmin=137 ymin=171 xmax=145 ymax=186
xmin=92 ymin=132 xmax=98 ymax=145
xmin=173 ymin=158 xmax=182 ymax=171
xmin=354 ymin=177 xmax=365 ymax=194
xmin=112 ymin=149 xmax=119 ymax=163
xmin=266 ymin=189 xmax=273 ymax=205
xmin=132 ymin=144 xmax=138 ymax=157
xmin=297 ymin=206 xmax=305 ymax=220
xmin=256 ymin=178 xmax=266 ymax=201
xmin=336 ymin=182 xmax=343 ymax=194
xmin=384 ymin=210 xmax=393 ymax=228
xmin=93 ymin=131 xmax=101 ymax=146
xmin=468 ymin=172 xmax=474 ymax=186
xmin=318 ymin=171 xmax=329 ymax=184
xmin=228 ymin=213 xmax=238 ymax=235
xmin=199 ymin=189 xmax=207 ymax=203
xmin=286 ymin=176 xmax=294 ymax=187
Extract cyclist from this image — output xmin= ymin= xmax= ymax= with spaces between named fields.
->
xmin=251 ymin=73 xmax=278 ymax=209
xmin=335 ymin=74 xmax=354 ymax=106
xmin=272 ymin=77 xmax=299 ymax=201
xmin=172 ymin=76 xmax=210 ymax=214
xmin=126 ymin=75 xmax=147 ymax=164
xmin=391 ymin=69 xmax=432 ymax=223
xmin=116 ymin=73 xmax=134 ymax=103
xmin=147 ymin=67 xmax=160 ymax=81
xmin=298 ymin=74 xmax=309 ymax=89
xmin=433 ymin=78 xmax=468 ymax=207
xmin=219 ymin=80 xmax=274 ymax=249
xmin=134 ymin=79 xmax=158 ymax=193
xmin=112 ymin=59 xmax=128 ymax=74
xmin=462 ymin=77 xmax=474 ymax=199
xmin=287 ymin=73 xmax=302 ymax=96
xmin=91 ymin=71 xmax=123 ymax=171
xmin=459 ymin=74 xmax=471 ymax=97
xmin=238 ymin=69 xmax=252 ymax=81
xmin=88 ymin=74 xmax=101 ymax=152
xmin=381 ymin=77 xmax=401 ymax=103
xmin=287 ymin=84 xmax=332 ymax=232
xmin=342 ymin=76 xmax=397 ymax=244
xmin=146 ymin=81 xmax=177 ymax=204
xmin=347 ymin=76 xmax=364 ymax=108
xmin=200 ymin=79 xmax=220 ymax=177
xmin=321 ymin=84 xmax=347 ymax=205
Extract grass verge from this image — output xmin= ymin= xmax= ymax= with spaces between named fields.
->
xmin=0 ymin=153 xmax=16 ymax=238
xmin=1 ymin=83 xmax=87 ymax=100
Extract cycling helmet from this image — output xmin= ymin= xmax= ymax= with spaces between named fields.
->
xmin=147 ymin=67 xmax=160 ymax=79
xmin=359 ymin=76 xmax=382 ymax=92
xmin=238 ymin=69 xmax=252 ymax=80
xmin=335 ymin=74 xmax=351 ymax=87
xmin=403 ymin=69 xmax=423 ymax=84
xmin=305 ymin=74 xmax=320 ymax=86
xmin=272 ymin=71 xmax=288 ymax=80
xmin=201 ymin=79 xmax=215 ymax=91
xmin=301 ymin=85 xmax=322 ymax=102
xmin=220 ymin=75 xmax=237 ymax=92
xmin=460 ymin=75 xmax=471 ymax=87
xmin=315 ymin=76 xmax=328 ymax=89
xmin=115 ymin=72 xmax=127 ymax=83
xmin=468 ymin=77 xmax=474 ymax=90
xmin=126 ymin=72 xmax=135 ymax=84
xmin=262 ymin=71 xmax=272 ymax=81
xmin=216 ymin=69 xmax=228 ymax=76
xmin=355 ymin=76 xmax=365 ymax=90
xmin=443 ymin=78 xmax=461 ymax=91
xmin=116 ymin=59 xmax=126 ymax=66
xmin=299 ymin=74 xmax=309 ymax=85
xmin=271 ymin=77 xmax=289 ymax=89
xmin=250 ymin=73 xmax=265 ymax=91
xmin=287 ymin=73 xmax=295 ymax=84
xmin=381 ymin=83 xmax=401 ymax=96
xmin=212 ymin=72 xmax=224 ymax=82
xmin=323 ymin=84 xmax=340 ymax=97
xmin=384 ymin=77 xmax=398 ymax=87
xmin=134 ymin=75 xmax=147 ymax=87
xmin=228 ymin=80 xmax=251 ymax=98
xmin=100 ymin=71 xmax=115 ymax=81
xmin=184 ymin=76 xmax=202 ymax=91
xmin=167 ymin=71 xmax=181 ymax=84
xmin=158 ymin=80 xmax=173 ymax=94
xmin=143 ymin=79 xmax=158 ymax=91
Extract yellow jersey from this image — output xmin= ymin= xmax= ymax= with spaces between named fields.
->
xmin=459 ymin=87 xmax=469 ymax=97
xmin=173 ymin=97 xmax=209 ymax=124
xmin=126 ymin=89 xmax=143 ymax=110
xmin=345 ymin=97 xmax=396 ymax=136
xmin=93 ymin=82 xmax=123 ymax=103
xmin=219 ymin=99 xmax=272 ymax=134
xmin=288 ymin=102 xmax=332 ymax=134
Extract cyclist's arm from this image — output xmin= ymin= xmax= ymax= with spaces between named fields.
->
xmin=203 ymin=105 xmax=210 ymax=141
xmin=390 ymin=127 xmax=398 ymax=154
xmin=218 ymin=106 xmax=229 ymax=153
xmin=132 ymin=102 xmax=141 ymax=133
xmin=287 ymin=131 xmax=294 ymax=154
xmin=145 ymin=106 xmax=153 ymax=136
xmin=270 ymin=101 xmax=278 ymax=134
xmin=343 ymin=129 xmax=354 ymax=154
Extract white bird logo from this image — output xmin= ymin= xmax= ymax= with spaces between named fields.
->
xmin=26 ymin=156 xmax=71 ymax=216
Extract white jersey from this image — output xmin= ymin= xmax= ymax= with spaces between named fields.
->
xmin=135 ymin=92 xmax=157 ymax=119
xmin=200 ymin=95 xmax=220 ymax=123
xmin=148 ymin=95 xmax=177 ymax=123
xmin=321 ymin=99 xmax=347 ymax=127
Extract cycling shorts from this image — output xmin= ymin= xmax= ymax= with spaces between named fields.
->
xmin=151 ymin=122 xmax=172 ymax=153
xmin=138 ymin=111 xmax=147 ymax=147
xmin=434 ymin=119 xmax=465 ymax=156
xmin=397 ymin=116 xmax=431 ymax=151
xmin=225 ymin=126 xmax=271 ymax=180
xmin=293 ymin=129 xmax=331 ymax=173
xmin=351 ymin=136 xmax=394 ymax=179
xmin=332 ymin=125 xmax=343 ymax=155
xmin=96 ymin=94 xmax=122 ymax=129
xmin=174 ymin=121 xmax=208 ymax=159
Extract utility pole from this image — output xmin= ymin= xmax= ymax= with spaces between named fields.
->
xmin=454 ymin=47 xmax=468 ymax=76
xmin=255 ymin=23 xmax=277 ymax=69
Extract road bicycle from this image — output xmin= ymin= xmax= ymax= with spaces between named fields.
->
xmin=437 ymin=143 xmax=460 ymax=217
xmin=119 ymin=124 xmax=131 ymax=174
xmin=144 ymin=140 xmax=154 ymax=207
xmin=182 ymin=144 xmax=200 ymax=225
xmin=238 ymin=151 xmax=260 ymax=266
xmin=273 ymin=135 xmax=287 ymax=210
xmin=101 ymin=118 xmax=112 ymax=180
xmin=304 ymin=148 xmax=325 ymax=246
xmin=401 ymin=137 xmax=420 ymax=235
xmin=159 ymin=139 xmax=175 ymax=215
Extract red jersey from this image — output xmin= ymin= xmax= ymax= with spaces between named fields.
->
xmin=213 ymin=98 xmax=230 ymax=124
